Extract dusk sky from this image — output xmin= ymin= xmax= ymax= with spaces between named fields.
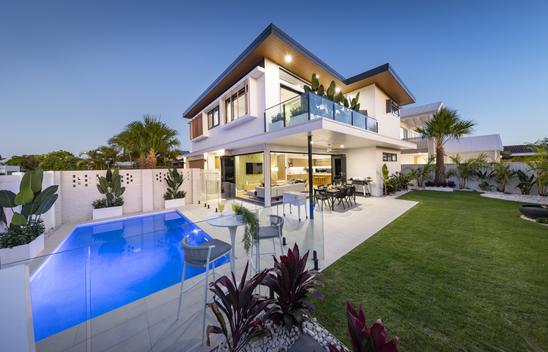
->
xmin=1 ymin=0 xmax=547 ymax=158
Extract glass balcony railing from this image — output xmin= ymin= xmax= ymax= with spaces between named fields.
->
xmin=265 ymin=92 xmax=379 ymax=133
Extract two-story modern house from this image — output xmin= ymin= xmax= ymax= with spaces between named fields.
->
xmin=399 ymin=102 xmax=503 ymax=164
xmin=184 ymin=24 xmax=417 ymax=206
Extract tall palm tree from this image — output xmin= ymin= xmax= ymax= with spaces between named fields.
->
xmin=416 ymin=107 xmax=475 ymax=184
xmin=110 ymin=115 xmax=179 ymax=168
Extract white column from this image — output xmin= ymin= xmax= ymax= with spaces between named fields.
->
xmin=141 ymin=169 xmax=154 ymax=212
xmin=0 ymin=265 xmax=35 ymax=352
xmin=264 ymin=145 xmax=271 ymax=207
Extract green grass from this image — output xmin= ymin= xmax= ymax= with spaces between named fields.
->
xmin=315 ymin=191 xmax=548 ymax=351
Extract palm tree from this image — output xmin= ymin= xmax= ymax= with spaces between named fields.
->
xmin=81 ymin=145 xmax=120 ymax=169
xmin=110 ymin=115 xmax=179 ymax=168
xmin=416 ymin=107 xmax=475 ymax=184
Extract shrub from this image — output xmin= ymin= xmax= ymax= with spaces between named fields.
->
xmin=232 ymin=204 xmax=259 ymax=252
xmin=516 ymin=170 xmax=536 ymax=195
xmin=207 ymin=263 xmax=273 ymax=351
xmin=447 ymin=180 xmax=456 ymax=188
xmin=0 ymin=219 xmax=44 ymax=249
xmin=263 ymin=244 xmax=323 ymax=330
xmin=92 ymin=197 xmax=124 ymax=209
xmin=329 ymin=303 xmax=399 ymax=352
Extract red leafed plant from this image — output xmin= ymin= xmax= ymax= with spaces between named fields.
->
xmin=329 ymin=303 xmax=399 ymax=352
xmin=263 ymin=243 xmax=323 ymax=329
xmin=207 ymin=263 xmax=274 ymax=352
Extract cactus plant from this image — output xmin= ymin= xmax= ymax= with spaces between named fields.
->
xmin=163 ymin=168 xmax=186 ymax=200
xmin=93 ymin=168 xmax=125 ymax=209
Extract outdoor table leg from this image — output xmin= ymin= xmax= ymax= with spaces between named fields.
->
xmin=228 ymin=226 xmax=237 ymax=273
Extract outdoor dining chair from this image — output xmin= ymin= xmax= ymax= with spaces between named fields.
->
xmin=345 ymin=185 xmax=356 ymax=206
xmin=333 ymin=188 xmax=349 ymax=209
xmin=176 ymin=236 xmax=232 ymax=345
xmin=314 ymin=188 xmax=331 ymax=210
xmin=249 ymin=214 xmax=284 ymax=274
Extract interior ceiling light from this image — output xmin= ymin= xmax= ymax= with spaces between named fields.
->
xmin=340 ymin=144 xmax=344 ymax=148
xmin=284 ymin=54 xmax=293 ymax=63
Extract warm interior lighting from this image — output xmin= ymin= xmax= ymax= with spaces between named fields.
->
xmin=340 ymin=144 xmax=344 ymax=148
xmin=284 ymin=54 xmax=293 ymax=63
xmin=335 ymin=87 xmax=341 ymax=93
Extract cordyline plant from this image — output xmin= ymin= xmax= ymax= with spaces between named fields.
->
xmin=329 ymin=303 xmax=399 ymax=352
xmin=207 ymin=263 xmax=274 ymax=352
xmin=263 ymin=243 xmax=323 ymax=330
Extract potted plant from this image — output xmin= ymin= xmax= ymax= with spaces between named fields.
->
xmin=92 ymin=168 xmax=125 ymax=220
xmin=0 ymin=168 xmax=58 ymax=265
xmin=232 ymin=204 xmax=258 ymax=253
xmin=164 ymin=168 xmax=186 ymax=209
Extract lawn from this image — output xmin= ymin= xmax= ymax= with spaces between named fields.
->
xmin=315 ymin=191 xmax=548 ymax=351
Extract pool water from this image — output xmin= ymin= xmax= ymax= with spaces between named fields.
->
xmin=30 ymin=211 xmax=229 ymax=341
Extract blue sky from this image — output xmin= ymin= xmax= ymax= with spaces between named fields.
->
xmin=1 ymin=0 xmax=547 ymax=158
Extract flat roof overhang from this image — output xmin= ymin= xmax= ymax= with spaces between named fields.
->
xmin=183 ymin=24 xmax=415 ymax=119
xmin=400 ymin=114 xmax=432 ymax=129
xmin=187 ymin=119 xmax=417 ymax=157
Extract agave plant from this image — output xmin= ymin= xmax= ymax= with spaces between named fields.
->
xmin=329 ymin=303 xmax=399 ymax=352
xmin=263 ymin=244 xmax=323 ymax=330
xmin=163 ymin=168 xmax=185 ymax=200
xmin=207 ymin=263 xmax=273 ymax=351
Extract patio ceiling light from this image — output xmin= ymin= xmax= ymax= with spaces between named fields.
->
xmin=335 ymin=87 xmax=341 ymax=93
xmin=284 ymin=54 xmax=293 ymax=63
xmin=340 ymin=144 xmax=344 ymax=148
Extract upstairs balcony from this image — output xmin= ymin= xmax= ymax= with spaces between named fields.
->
xmin=265 ymin=92 xmax=379 ymax=133
xmin=401 ymin=136 xmax=429 ymax=153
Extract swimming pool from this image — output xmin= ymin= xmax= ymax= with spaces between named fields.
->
xmin=30 ymin=210 xmax=229 ymax=341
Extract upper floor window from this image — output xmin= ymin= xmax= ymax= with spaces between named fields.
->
xmin=207 ymin=106 xmax=220 ymax=129
xmin=383 ymin=152 xmax=397 ymax=162
xmin=386 ymin=99 xmax=400 ymax=116
xmin=225 ymin=85 xmax=248 ymax=123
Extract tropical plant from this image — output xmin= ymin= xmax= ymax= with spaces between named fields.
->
xmin=516 ymin=170 xmax=536 ymax=195
xmin=163 ymin=168 xmax=185 ymax=200
xmin=475 ymin=167 xmax=494 ymax=191
xmin=6 ymin=154 xmax=42 ymax=171
xmin=93 ymin=168 xmax=125 ymax=209
xmin=232 ymin=204 xmax=259 ymax=252
xmin=491 ymin=162 xmax=516 ymax=193
xmin=206 ymin=263 xmax=273 ymax=351
xmin=109 ymin=115 xmax=180 ymax=168
xmin=263 ymin=244 xmax=323 ymax=330
xmin=381 ymin=164 xmax=389 ymax=195
xmin=0 ymin=168 xmax=58 ymax=248
xmin=415 ymin=107 xmax=475 ymax=184
xmin=526 ymin=138 xmax=548 ymax=196
xmin=408 ymin=156 xmax=435 ymax=187
xmin=448 ymin=154 xmax=486 ymax=189
xmin=304 ymin=74 xmax=360 ymax=112
xmin=328 ymin=303 xmax=399 ymax=352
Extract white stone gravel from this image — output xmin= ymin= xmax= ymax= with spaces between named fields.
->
xmin=480 ymin=192 xmax=548 ymax=205
xmin=215 ymin=316 xmax=349 ymax=352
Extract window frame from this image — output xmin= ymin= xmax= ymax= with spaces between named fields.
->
xmin=382 ymin=152 xmax=398 ymax=162
xmin=207 ymin=105 xmax=220 ymax=129
xmin=225 ymin=84 xmax=248 ymax=123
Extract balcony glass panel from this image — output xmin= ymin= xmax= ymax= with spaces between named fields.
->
xmin=309 ymin=93 xmax=333 ymax=120
xmin=286 ymin=94 xmax=309 ymax=127
xmin=352 ymin=112 xmax=366 ymax=129
xmin=334 ymin=105 xmax=352 ymax=125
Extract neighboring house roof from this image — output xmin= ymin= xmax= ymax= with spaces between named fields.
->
xmin=503 ymin=145 xmax=534 ymax=155
xmin=445 ymin=134 xmax=503 ymax=153
xmin=400 ymin=101 xmax=443 ymax=119
xmin=183 ymin=23 xmax=415 ymax=118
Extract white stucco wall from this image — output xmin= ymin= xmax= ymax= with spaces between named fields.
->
xmin=345 ymin=147 xmax=401 ymax=196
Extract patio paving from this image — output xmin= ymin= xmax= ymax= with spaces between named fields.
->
xmin=32 ymin=194 xmax=416 ymax=352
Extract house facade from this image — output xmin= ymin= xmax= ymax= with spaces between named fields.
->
xmin=183 ymin=24 xmax=417 ymax=205
xmin=399 ymin=102 xmax=503 ymax=164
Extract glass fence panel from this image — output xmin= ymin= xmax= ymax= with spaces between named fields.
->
xmin=334 ymin=104 xmax=352 ymax=125
xmin=265 ymin=103 xmax=285 ymax=132
xmin=200 ymin=170 xmax=221 ymax=204
xmin=367 ymin=117 xmax=379 ymax=133
xmin=309 ymin=93 xmax=334 ymax=120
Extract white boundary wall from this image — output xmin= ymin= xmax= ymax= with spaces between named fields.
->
xmin=402 ymin=162 xmax=542 ymax=195
xmin=0 ymin=168 xmax=214 ymax=229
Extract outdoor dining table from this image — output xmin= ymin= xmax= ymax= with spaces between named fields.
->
xmin=321 ymin=186 xmax=348 ymax=210
xmin=206 ymin=213 xmax=244 ymax=274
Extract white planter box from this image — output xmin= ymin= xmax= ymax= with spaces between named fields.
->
xmin=424 ymin=186 xmax=454 ymax=192
xmin=0 ymin=233 xmax=44 ymax=266
xmin=164 ymin=198 xmax=186 ymax=209
xmin=92 ymin=206 xmax=123 ymax=220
